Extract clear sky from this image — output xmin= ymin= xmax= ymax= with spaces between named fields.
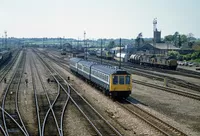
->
xmin=0 ymin=0 xmax=199 ymax=39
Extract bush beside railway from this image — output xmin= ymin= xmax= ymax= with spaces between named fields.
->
xmin=168 ymin=50 xmax=200 ymax=63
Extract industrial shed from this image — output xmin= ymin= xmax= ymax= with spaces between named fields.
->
xmin=137 ymin=43 xmax=180 ymax=54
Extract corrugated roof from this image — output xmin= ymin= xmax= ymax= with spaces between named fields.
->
xmin=151 ymin=43 xmax=180 ymax=50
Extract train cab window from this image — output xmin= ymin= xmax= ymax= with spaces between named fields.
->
xmin=113 ymin=76 xmax=118 ymax=84
xmin=119 ymin=76 xmax=124 ymax=84
xmin=126 ymin=76 xmax=130 ymax=84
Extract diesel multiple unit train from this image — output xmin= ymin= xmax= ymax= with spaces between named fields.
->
xmin=70 ymin=57 xmax=132 ymax=98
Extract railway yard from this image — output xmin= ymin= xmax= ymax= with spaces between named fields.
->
xmin=0 ymin=48 xmax=199 ymax=136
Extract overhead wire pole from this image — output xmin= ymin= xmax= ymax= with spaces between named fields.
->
xmin=60 ymin=37 xmax=62 ymax=49
xmin=84 ymin=31 xmax=87 ymax=60
xmin=1 ymin=36 xmax=3 ymax=49
xmin=43 ymin=37 xmax=44 ymax=48
xmin=101 ymin=39 xmax=102 ymax=64
xmin=5 ymin=31 xmax=7 ymax=50
xmin=119 ymin=38 xmax=121 ymax=69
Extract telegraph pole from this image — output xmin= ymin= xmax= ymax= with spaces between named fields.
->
xmin=119 ymin=38 xmax=121 ymax=69
xmin=101 ymin=39 xmax=102 ymax=64
xmin=43 ymin=38 xmax=44 ymax=48
xmin=5 ymin=31 xmax=7 ymax=49
xmin=59 ymin=37 xmax=62 ymax=49
xmin=84 ymin=31 xmax=87 ymax=60
xmin=1 ymin=36 xmax=3 ymax=49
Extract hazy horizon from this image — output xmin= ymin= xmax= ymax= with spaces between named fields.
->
xmin=0 ymin=0 xmax=199 ymax=39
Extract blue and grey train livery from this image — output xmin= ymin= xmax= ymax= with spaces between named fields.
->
xmin=69 ymin=57 xmax=132 ymax=98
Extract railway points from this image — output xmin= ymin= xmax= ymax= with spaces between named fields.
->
xmin=0 ymin=48 xmax=199 ymax=135
xmin=1 ymin=2 xmax=200 ymax=135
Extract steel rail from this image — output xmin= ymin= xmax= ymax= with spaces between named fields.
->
xmin=60 ymin=84 xmax=70 ymax=136
xmin=0 ymin=124 xmax=7 ymax=136
xmin=15 ymin=51 xmax=29 ymax=135
xmin=0 ymin=106 xmax=27 ymax=136
xmin=122 ymin=98 xmax=187 ymax=136
xmin=87 ymin=56 xmax=200 ymax=92
xmin=1 ymin=50 xmax=28 ymax=136
xmin=88 ymin=55 xmax=200 ymax=79
xmin=0 ymin=50 xmax=21 ymax=82
xmin=30 ymin=57 xmax=42 ymax=136
xmin=31 ymin=54 xmax=61 ymax=136
xmin=34 ymin=50 xmax=70 ymax=136
xmin=34 ymin=48 xmax=123 ymax=136
xmin=133 ymin=79 xmax=200 ymax=100
xmin=34 ymin=49 xmax=104 ymax=136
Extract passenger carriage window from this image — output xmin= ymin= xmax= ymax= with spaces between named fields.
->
xmin=119 ymin=76 xmax=124 ymax=84
xmin=126 ymin=76 xmax=130 ymax=84
xmin=113 ymin=76 xmax=118 ymax=84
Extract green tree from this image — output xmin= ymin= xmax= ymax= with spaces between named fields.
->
xmin=187 ymin=33 xmax=196 ymax=41
xmin=191 ymin=51 xmax=200 ymax=60
xmin=187 ymin=33 xmax=196 ymax=48
xmin=135 ymin=32 xmax=144 ymax=48
xmin=168 ymin=51 xmax=180 ymax=59
xmin=178 ymin=34 xmax=187 ymax=48
xmin=164 ymin=35 xmax=173 ymax=42
xmin=107 ymin=41 xmax=115 ymax=49
xmin=173 ymin=31 xmax=179 ymax=47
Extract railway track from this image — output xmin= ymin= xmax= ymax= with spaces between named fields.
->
xmin=45 ymin=48 xmax=200 ymax=80
xmin=0 ymin=49 xmax=21 ymax=82
xmin=39 ymin=50 xmax=200 ymax=92
xmin=34 ymin=48 xmax=123 ymax=136
xmin=133 ymin=80 xmax=200 ymax=101
xmin=87 ymin=56 xmax=200 ymax=92
xmin=118 ymin=99 xmax=187 ymax=136
xmin=40 ymin=49 xmax=200 ymax=101
xmin=1 ymin=50 xmax=29 ymax=136
xmin=30 ymin=51 xmax=66 ymax=136
xmin=88 ymin=55 xmax=200 ymax=79
xmin=40 ymin=49 xmax=196 ymax=135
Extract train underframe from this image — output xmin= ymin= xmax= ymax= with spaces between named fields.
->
xmin=139 ymin=62 xmax=177 ymax=70
xmin=110 ymin=91 xmax=131 ymax=99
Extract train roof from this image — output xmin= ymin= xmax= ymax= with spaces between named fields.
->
xmin=70 ymin=57 xmax=83 ymax=63
xmin=91 ymin=64 xmax=129 ymax=75
xmin=70 ymin=57 xmax=130 ymax=75
xmin=0 ymin=51 xmax=10 ymax=55
xmin=78 ymin=60 xmax=97 ymax=67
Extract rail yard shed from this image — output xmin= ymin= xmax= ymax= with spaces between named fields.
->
xmin=137 ymin=43 xmax=180 ymax=54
